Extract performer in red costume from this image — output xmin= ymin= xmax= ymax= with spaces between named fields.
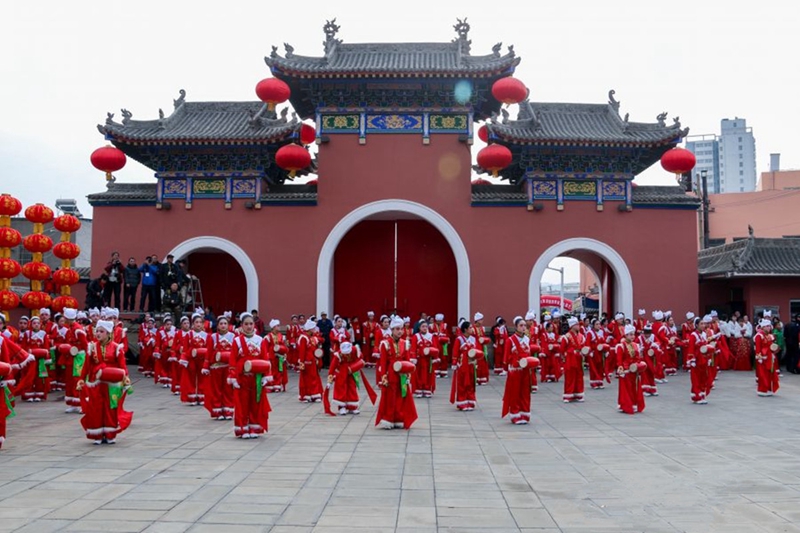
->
xmin=502 ymin=317 xmax=537 ymax=425
xmin=560 ymin=317 xmax=588 ymax=403
xmin=586 ymin=318 xmax=610 ymax=390
xmin=362 ymin=311 xmax=378 ymax=368
xmin=373 ymin=315 xmax=390 ymax=383
xmin=263 ymin=319 xmax=288 ymax=392
xmin=153 ymin=316 xmax=177 ymax=388
xmin=615 ymin=324 xmax=646 ymax=415
xmin=753 ymin=319 xmax=780 ymax=396
xmin=77 ymin=320 xmax=133 ymax=444
xmin=680 ymin=312 xmax=697 ymax=371
xmin=470 ymin=313 xmax=491 ymax=385
xmin=326 ymin=341 xmax=376 ymax=415
xmin=329 ymin=315 xmax=348 ymax=355
xmin=61 ymin=308 xmax=89 ymax=414
xmin=410 ymin=321 xmax=439 ymax=398
xmin=179 ymin=313 xmax=208 ymax=406
xmin=539 ymin=319 xmax=561 ymax=382
xmin=492 ymin=316 xmax=508 ymax=376
xmin=297 ymin=319 xmax=323 ymax=402
xmin=634 ymin=309 xmax=647 ymax=335
xmin=637 ymin=323 xmax=662 ymax=397
xmin=19 ymin=316 xmax=52 ymax=402
xmin=450 ymin=320 xmax=481 ymax=411
xmin=0 ymin=326 xmax=35 ymax=449
xmin=172 ymin=316 xmax=190 ymax=395
xmin=431 ymin=313 xmax=450 ymax=378
xmin=375 ymin=316 xmax=418 ymax=430
xmin=138 ymin=316 xmax=157 ymax=378
xmin=203 ymin=313 xmax=235 ymax=420
xmin=228 ymin=313 xmax=271 ymax=439
xmin=686 ymin=316 xmax=713 ymax=404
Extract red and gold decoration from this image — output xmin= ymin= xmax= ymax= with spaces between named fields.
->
xmin=0 ymin=194 xmax=23 ymax=320
xmin=21 ymin=204 xmax=55 ymax=317
xmin=300 ymin=123 xmax=317 ymax=145
xmin=91 ymin=145 xmax=127 ymax=182
xmin=477 ymin=124 xmax=489 ymax=143
xmin=275 ymin=143 xmax=312 ymax=179
xmin=255 ymin=77 xmax=291 ymax=112
xmin=660 ymin=147 xmax=696 ymax=178
xmin=51 ymin=214 xmax=82 ymax=313
xmin=477 ymin=144 xmax=512 ymax=177
xmin=491 ymin=77 xmax=528 ymax=105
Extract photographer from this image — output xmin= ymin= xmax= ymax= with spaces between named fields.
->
xmin=138 ymin=256 xmax=159 ymax=313
xmin=163 ymin=282 xmax=183 ymax=319
xmin=103 ymin=251 xmax=123 ymax=309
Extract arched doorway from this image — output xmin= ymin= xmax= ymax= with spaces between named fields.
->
xmin=167 ymin=236 xmax=259 ymax=313
xmin=317 ymin=200 xmax=470 ymax=321
xmin=529 ymin=238 xmax=633 ymax=318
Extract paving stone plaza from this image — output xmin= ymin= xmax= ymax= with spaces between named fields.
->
xmin=1 ymin=371 xmax=800 ymax=533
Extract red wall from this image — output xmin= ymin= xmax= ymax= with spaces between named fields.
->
xmin=700 ymin=277 xmax=800 ymax=320
xmin=91 ymin=134 xmax=699 ymax=322
xmin=186 ymin=251 xmax=246 ymax=315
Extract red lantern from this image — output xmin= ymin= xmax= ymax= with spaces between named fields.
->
xmin=21 ymin=291 xmax=51 ymax=310
xmin=53 ymin=242 xmax=81 ymax=260
xmin=275 ymin=144 xmax=312 ymax=179
xmin=471 ymin=178 xmax=492 ymax=186
xmin=52 ymin=295 xmax=79 ymax=313
xmin=91 ymin=145 xmax=127 ymax=181
xmin=660 ymin=147 xmax=696 ymax=175
xmin=492 ymin=77 xmax=528 ymax=105
xmin=22 ymin=262 xmax=51 ymax=281
xmin=23 ymin=234 xmax=53 ymax=254
xmin=477 ymin=144 xmax=513 ymax=177
xmin=0 ymin=227 xmax=22 ymax=248
xmin=300 ymin=123 xmax=316 ymax=145
xmin=477 ymin=124 xmax=489 ymax=143
xmin=0 ymin=194 xmax=22 ymax=217
xmin=24 ymin=204 xmax=55 ymax=225
xmin=255 ymin=78 xmax=291 ymax=110
xmin=0 ymin=289 xmax=19 ymax=311
xmin=54 ymin=215 xmax=82 ymax=233
xmin=0 ymin=258 xmax=21 ymax=278
xmin=52 ymin=268 xmax=80 ymax=286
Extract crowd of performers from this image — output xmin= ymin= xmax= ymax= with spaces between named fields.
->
xmin=0 ymin=305 xmax=787 ymax=448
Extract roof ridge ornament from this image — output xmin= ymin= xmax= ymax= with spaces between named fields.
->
xmin=173 ymin=89 xmax=186 ymax=110
xmin=284 ymin=43 xmax=294 ymax=58
xmin=121 ymin=108 xmax=133 ymax=125
xmin=323 ymin=18 xmax=342 ymax=57
xmin=453 ymin=18 xmax=471 ymax=55
xmin=657 ymin=112 xmax=667 ymax=126
xmin=673 ymin=116 xmax=681 ymax=128
xmin=492 ymin=42 xmax=502 ymax=58
xmin=608 ymin=89 xmax=620 ymax=113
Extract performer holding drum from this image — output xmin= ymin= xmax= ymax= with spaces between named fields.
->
xmin=228 ymin=313 xmax=272 ymax=439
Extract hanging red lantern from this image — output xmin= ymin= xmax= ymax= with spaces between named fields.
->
xmin=0 ymin=258 xmax=21 ymax=278
xmin=275 ymin=144 xmax=312 ymax=179
xmin=255 ymin=78 xmax=291 ymax=111
xmin=53 ymin=242 xmax=81 ymax=260
xmin=53 ymin=215 xmax=82 ymax=233
xmin=477 ymin=125 xmax=489 ymax=143
xmin=52 ymin=268 xmax=79 ymax=286
xmin=0 ymin=194 xmax=22 ymax=217
xmin=23 ymin=234 xmax=53 ymax=254
xmin=492 ymin=77 xmax=528 ymax=105
xmin=22 ymin=262 xmax=52 ymax=281
xmin=0 ymin=289 xmax=19 ymax=311
xmin=21 ymin=291 xmax=51 ymax=310
xmin=660 ymin=147 xmax=696 ymax=175
xmin=477 ymin=144 xmax=513 ymax=177
xmin=91 ymin=145 xmax=127 ymax=182
xmin=24 ymin=204 xmax=55 ymax=225
xmin=300 ymin=123 xmax=316 ymax=145
xmin=0 ymin=227 xmax=22 ymax=249
xmin=51 ymin=295 xmax=79 ymax=313
xmin=471 ymin=178 xmax=492 ymax=185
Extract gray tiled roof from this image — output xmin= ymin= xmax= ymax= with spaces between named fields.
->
xmin=99 ymin=101 xmax=300 ymax=143
xmin=266 ymin=42 xmax=520 ymax=77
xmin=698 ymin=237 xmax=800 ymax=277
xmin=487 ymin=101 xmax=685 ymax=145
xmin=87 ymin=182 xmax=318 ymax=205
xmin=471 ymin=184 xmax=699 ymax=206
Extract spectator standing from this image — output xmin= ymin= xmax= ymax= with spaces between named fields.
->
xmin=317 ymin=312 xmax=334 ymax=367
xmin=785 ymin=315 xmax=800 ymax=374
xmin=104 ymin=251 xmax=123 ymax=308
xmin=139 ymin=256 xmax=159 ymax=313
xmin=251 ymin=309 xmax=266 ymax=336
xmin=150 ymin=254 xmax=163 ymax=311
xmin=86 ymin=274 xmax=108 ymax=309
xmin=177 ymin=259 xmax=192 ymax=310
xmin=123 ymin=257 xmax=140 ymax=312
xmin=163 ymin=282 xmax=183 ymax=319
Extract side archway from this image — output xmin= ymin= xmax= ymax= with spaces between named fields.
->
xmin=167 ymin=236 xmax=259 ymax=312
xmin=529 ymin=238 xmax=633 ymax=318
xmin=317 ymin=199 xmax=470 ymax=319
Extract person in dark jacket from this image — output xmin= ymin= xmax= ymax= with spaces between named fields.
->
xmin=86 ymin=274 xmax=108 ymax=309
xmin=785 ymin=315 xmax=800 ymax=374
xmin=163 ymin=282 xmax=183 ymax=319
xmin=138 ymin=256 xmax=159 ymax=313
xmin=103 ymin=251 xmax=123 ymax=309
xmin=123 ymin=257 xmax=140 ymax=312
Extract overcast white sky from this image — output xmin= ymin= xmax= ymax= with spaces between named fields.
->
xmin=2 ymin=1 xmax=797 ymax=283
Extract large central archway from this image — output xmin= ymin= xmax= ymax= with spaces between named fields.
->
xmin=317 ymin=200 xmax=470 ymax=320
xmin=529 ymin=238 xmax=633 ymax=318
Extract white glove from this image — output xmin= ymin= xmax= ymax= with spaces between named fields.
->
xmin=138 ymin=343 xmax=144 ymax=350
xmin=689 ymin=360 xmax=696 ymax=367
xmin=231 ymin=379 xmax=241 ymax=389
xmin=433 ymin=359 xmax=440 ymax=364
xmin=0 ymin=380 xmax=12 ymax=387
xmin=201 ymin=368 xmax=210 ymax=376
xmin=179 ymin=359 xmax=189 ymax=368
xmin=261 ymin=376 xmax=273 ymax=387
xmin=153 ymin=352 xmax=161 ymax=359
xmin=148 ymin=338 xmax=155 ymax=346
xmin=410 ymin=358 xmax=418 ymax=365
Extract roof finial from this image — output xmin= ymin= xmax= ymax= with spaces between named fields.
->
xmin=120 ymin=108 xmax=133 ymax=125
xmin=284 ymin=42 xmax=295 ymax=58
xmin=491 ymin=42 xmax=502 ymax=57
xmin=748 ymin=224 xmax=754 ymax=238
xmin=608 ymin=89 xmax=620 ymax=112
xmin=453 ymin=18 xmax=471 ymax=54
xmin=173 ymin=89 xmax=186 ymax=109
xmin=323 ymin=18 xmax=341 ymax=55
xmin=657 ymin=112 xmax=667 ymax=126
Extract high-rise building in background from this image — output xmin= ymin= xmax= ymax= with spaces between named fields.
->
xmin=686 ymin=117 xmax=757 ymax=194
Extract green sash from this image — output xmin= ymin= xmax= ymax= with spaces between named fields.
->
xmin=73 ymin=351 xmax=86 ymax=377
xmin=443 ymin=344 xmax=448 ymax=357
xmin=48 ymin=347 xmax=56 ymax=370
xmin=108 ymin=384 xmax=122 ymax=409
xmin=256 ymin=373 xmax=264 ymax=402
xmin=400 ymin=374 xmax=409 ymax=398
xmin=277 ymin=355 xmax=284 ymax=372
xmin=483 ymin=345 xmax=488 ymax=357
xmin=353 ymin=370 xmax=361 ymax=390
xmin=3 ymin=387 xmax=15 ymax=419
xmin=37 ymin=358 xmax=48 ymax=378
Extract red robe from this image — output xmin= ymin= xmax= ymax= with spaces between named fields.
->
xmin=450 ymin=334 xmax=480 ymax=410
xmin=754 ymin=332 xmax=780 ymax=394
xmin=285 ymin=323 xmax=300 ymax=368
xmin=327 ymin=347 xmax=375 ymax=413
xmin=655 ymin=323 xmax=678 ymax=376
xmin=430 ymin=321 xmax=450 ymax=375
xmin=560 ymin=331 xmax=586 ymax=402
xmin=228 ymin=334 xmax=271 ymax=437
xmin=63 ymin=323 xmax=89 ymax=409
xmin=0 ymin=335 xmax=36 ymax=449
xmin=297 ymin=333 xmax=323 ymax=402
xmin=262 ymin=332 xmax=288 ymax=392
xmin=637 ymin=334 xmax=662 ymax=396
xmin=154 ymin=326 xmax=177 ymax=386
xmin=686 ymin=331 xmax=712 ymax=403
xmin=79 ymin=340 xmax=133 ymax=441
xmin=502 ymin=334 xmax=532 ymax=423
xmin=470 ymin=325 xmax=491 ymax=384
xmin=410 ymin=332 xmax=439 ymax=396
xmin=171 ymin=329 xmax=189 ymax=394
xmin=180 ymin=330 xmax=208 ymax=404
xmin=138 ymin=325 xmax=157 ymax=378
xmin=586 ymin=328 xmax=609 ymax=389
xmin=19 ymin=330 xmax=51 ymax=401
xmin=538 ymin=329 xmax=561 ymax=382
xmin=361 ymin=320 xmax=378 ymax=367
xmin=493 ymin=324 xmax=508 ymax=374
xmin=376 ymin=337 xmax=418 ymax=429
xmin=204 ymin=331 xmax=235 ymax=419
xmin=615 ymin=341 xmax=645 ymax=414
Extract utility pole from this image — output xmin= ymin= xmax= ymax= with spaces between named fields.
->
xmin=701 ymin=169 xmax=710 ymax=249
